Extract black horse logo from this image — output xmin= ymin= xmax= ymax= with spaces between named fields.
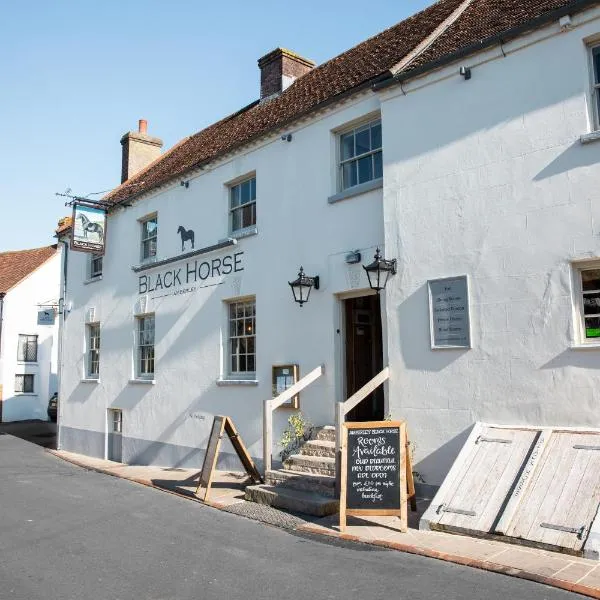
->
xmin=77 ymin=214 xmax=104 ymax=242
xmin=177 ymin=226 xmax=195 ymax=252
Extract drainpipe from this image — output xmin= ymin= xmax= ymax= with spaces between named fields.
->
xmin=56 ymin=240 xmax=69 ymax=447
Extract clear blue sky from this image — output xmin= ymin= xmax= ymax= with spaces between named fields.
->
xmin=1 ymin=0 xmax=429 ymax=251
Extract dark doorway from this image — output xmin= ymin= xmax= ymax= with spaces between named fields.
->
xmin=344 ymin=295 xmax=384 ymax=422
xmin=108 ymin=409 xmax=123 ymax=462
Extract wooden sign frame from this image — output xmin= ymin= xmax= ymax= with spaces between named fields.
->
xmin=340 ymin=420 xmax=408 ymax=532
xmin=195 ymin=415 xmax=263 ymax=501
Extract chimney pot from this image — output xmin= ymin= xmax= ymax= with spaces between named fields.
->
xmin=138 ymin=119 xmax=147 ymax=134
xmin=258 ymin=48 xmax=315 ymax=100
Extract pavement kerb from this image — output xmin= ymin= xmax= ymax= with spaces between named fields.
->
xmin=49 ymin=449 xmax=600 ymax=599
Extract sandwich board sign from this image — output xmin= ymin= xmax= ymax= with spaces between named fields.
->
xmin=340 ymin=420 xmax=413 ymax=532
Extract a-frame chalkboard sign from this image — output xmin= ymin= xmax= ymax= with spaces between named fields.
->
xmin=340 ymin=420 xmax=413 ymax=532
xmin=195 ymin=415 xmax=263 ymax=501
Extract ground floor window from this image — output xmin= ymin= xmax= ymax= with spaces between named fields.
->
xmin=573 ymin=263 xmax=600 ymax=343
xmin=136 ymin=314 xmax=155 ymax=378
xmin=15 ymin=374 xmax=34 ymax=393
xmin=228 ymin=298 xmax=256 ymax=377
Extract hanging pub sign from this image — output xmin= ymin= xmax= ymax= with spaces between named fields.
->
xmin=340 ymin=421 xmax=412 ymax=533
xmin=37 ymin=308 xmax=56 ymax=325
xmin=71 ymin=203 xmax=107 ymax=254
xmin=428 ymin=275 xmax=471 ymax=349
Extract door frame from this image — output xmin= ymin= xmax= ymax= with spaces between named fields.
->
xmin=334 ymin=288 xmax=388 ymax=417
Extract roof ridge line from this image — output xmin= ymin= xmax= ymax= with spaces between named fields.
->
xmin=390 ymin=0 xmax=476 ymax=75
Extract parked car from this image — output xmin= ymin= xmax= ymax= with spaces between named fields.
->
xmin=47 ymin=392 xmax=58 ymax=422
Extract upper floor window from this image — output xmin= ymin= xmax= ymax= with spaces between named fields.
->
xmin=90 ymin=253 xmax=103 ymax=279
xmin=17 ymin=334 xmax=38 ymax=362
xmin=86 ymin=323 xmax=100 ymax=379
xmin=230 ymin=177 xmax=256 ymax=233
xmin=339 ymin=119 xmax=382 ymax=191
xmin=591 ymin=45 xmax=600 ymax=129
xmin=136 ymin=314 xmax=155 ymax=378
xmin=141 ymin=216 xmax=158 ymax=261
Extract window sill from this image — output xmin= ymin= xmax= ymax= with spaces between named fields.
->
xmin=128 ymin=378 xmax=156 ymax=385
xmin=81 ymin=378 xmax=100 ymax=383
xmin=230 ymin=226 xmax=257 ymax=240
xmin=17 ymin=362 xmax=38 ymax=366
xmin=216 ymin=378 xmax=259 ymax=387
xmin=580 ymin=131 xmax=600 ymax=144
xmin=328 ymin=178 xmax=383 ymax=204
xmin=14 ymin=393 xmax=37 ymax=396
xmin=570 ymin=342 xmax=600 ymax=350
xmin=84 ymin=276 xmax=103 ymax=285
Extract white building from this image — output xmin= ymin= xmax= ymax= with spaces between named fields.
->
xmin=58 ymin=0 xmax=600 ymax=492
xmin=0 ymin=246 xmax=61 ymax=422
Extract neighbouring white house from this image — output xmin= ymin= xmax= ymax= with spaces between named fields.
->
xmin=0 ymin=245 xmax=61 ymax=422
xmin=57 ymin=0 xmax=600 ymax=496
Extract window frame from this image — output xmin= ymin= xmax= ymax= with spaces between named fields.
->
xmin=86 ymin=323 xmax=101 ymax=379
xmin=337 ymin=118 xmax=382 ymax=192
xmin=17 ymin=334 xmax=38 ymax=363
xmin=229 ymin=176 xmax=256 ymax=234
xmin=90 ymin=253 xmax=103 ymax=279
xmin=140 ymin=214 xmax=158 ymax=262
xmin=135 ymin=314 xmax=155 ymax=379
xmin=15 ymin=374 xmax=34 ymax=394
xmin=590 ymin=43 xmax=600 ymax=131
xmin=572 ymin=260 xmax=600 ymax=345
xmin=226 ymin=298 xmax=256 ymax=379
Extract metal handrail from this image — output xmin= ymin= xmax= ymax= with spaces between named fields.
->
xmin=263 ymin=364 xmax=325 ymax=473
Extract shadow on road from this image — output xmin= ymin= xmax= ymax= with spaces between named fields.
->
xmin=0 ymin=420 xmax=57 ymax=449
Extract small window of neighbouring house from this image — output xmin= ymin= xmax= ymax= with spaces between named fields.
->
xmin=577 ymin=267 xmax=600 ymax=341
xmin=17 ymin=334 xmax=38 ymax=362
xmin=230 ymin=177 xmax=256 ymax=233
xmin=87 ymin=323 xmax=100 ymax=379
xmin=591 ymin=45 xmax=600 ymax=129
xmin=90 ymin=254 xmax=103 ymax=279
xmin=15 ymin=374 xmax=34 ymax=393
xmin=227 ymin=298 xmax=256 ymax=377
xmin=339 ymin=119 xmax=382 ymax=191
xmin=140 ymin=216 xmax=158 ymax=261
xmin=136 ymin=314 xmax=155 ymax=378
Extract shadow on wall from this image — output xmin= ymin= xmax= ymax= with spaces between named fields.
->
xmin=397 ymin=284 xmax=468 ymax=372
xmin=412 ymin=424 xmax=474 ymax=490
xmin=540 ymin=349 xmax=600 ymax=370
xmin=534 ymin=140 xmax=600 ymax=181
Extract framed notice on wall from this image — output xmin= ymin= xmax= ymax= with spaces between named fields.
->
xmin=272 ymin=364 xmax=299 ymax=409
xmin=428 ymin=275 xmax=471 ymax=349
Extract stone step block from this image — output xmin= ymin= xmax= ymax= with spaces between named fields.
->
xmin=312 ymin=425 xmax=335 ymax=443
xmin=265 ymin=469 xmax=336 ymax=498
xmin=245 ymin=484 xmax=339 ymax=517
xmin=284 ymin=454 xmax=336 ymax=476
xmin=301 ymin=439 xmax=336 ymax=459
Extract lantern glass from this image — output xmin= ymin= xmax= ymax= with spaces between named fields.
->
xmin=289 ymin=267 xmax=319 ymax=306
xmin=363 ymin=248 xmax=396 ymax=293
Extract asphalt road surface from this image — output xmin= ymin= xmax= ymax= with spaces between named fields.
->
xmin=0 ymin=433 xmax=584 ymax=600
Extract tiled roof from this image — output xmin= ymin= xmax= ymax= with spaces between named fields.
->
xmin=55 ymin=216 xmax=73 ymax=236
xmin=106 ymin=0 xmax=591 ymax=206
xmin=0 ymin=246 xmax=58 ymax=294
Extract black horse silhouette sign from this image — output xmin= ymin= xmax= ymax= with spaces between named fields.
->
xmin=177 ymin=225 xmax=195 ymax=252
xmin=71 ymin=204 xmax=106 ymax=253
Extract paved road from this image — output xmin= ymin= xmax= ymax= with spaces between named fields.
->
xmin=0 ymin=434 xmax=583 ymax=600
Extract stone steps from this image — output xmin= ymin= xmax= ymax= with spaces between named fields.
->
xmin=244 ymin=484 xmax=339 ymax=517
xmin=301 ymin=439 xmax=336 ymax=458
xmin=265 ymin=468 xmax=336 ymax=498
xmin=284 ymin=454 xmax=336 ymax=476
xmin=313 ymin=425 xmax=335 ymax=443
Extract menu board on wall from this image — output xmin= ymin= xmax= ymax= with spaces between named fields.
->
xmin=428 ymin=275 xmax=471 ymax=349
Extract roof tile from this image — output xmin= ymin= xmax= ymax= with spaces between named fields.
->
xmin=0 ymin=246 xmax=58 ymax=294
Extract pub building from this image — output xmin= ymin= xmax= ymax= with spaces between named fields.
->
xmin=58 ymin=0 xmax=600 ymax=503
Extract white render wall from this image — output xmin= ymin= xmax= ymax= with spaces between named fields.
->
xmin=381 ymin=11 xmax=600 ymax=486
xmin=59 ymin=94 xmax=386 ymax=467
xmin=0 ymin=251 xmax=61 ymax=422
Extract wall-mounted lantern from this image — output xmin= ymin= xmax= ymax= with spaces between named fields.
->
xmin=289 ymin=266 xmax=319 ymax=307
xmin=363 ymin=248 xmax=397 ymax=293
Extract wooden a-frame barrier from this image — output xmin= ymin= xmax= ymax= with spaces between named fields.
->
xmin=195 ymin=415 xmax=263 ymax=501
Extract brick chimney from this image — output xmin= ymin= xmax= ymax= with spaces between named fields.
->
xmin=258 ymin=48 xmax=315 ymax=101
xmin=120 ymin=119 xmax=163 ymax=183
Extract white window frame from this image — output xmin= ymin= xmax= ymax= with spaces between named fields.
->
xmin=135 ymin=314 xmax=155 ymax=379
xmin=226 ymin=298 xmax=256 ymax=379
xmin=338 ymin=117 xmax=382 ymax=192
xmin=571 ymin=260 xmax=600 ymax=346
xmin=17 ymin=334 xmax=38 ymax=363
xmin=590 ymin=43 xmax=600 ymax=131
xmin=229 ymin=176 xmax=256 ymax=234
xmin=140 ymin=214 xmax=158 ymax=262
xmin=89 ymin=253 xmax=103 ymax=279
xmin=15 ymin=374 xmax=34 ymax=394
xmin=86 ymin=323 xmax=101 ymax=379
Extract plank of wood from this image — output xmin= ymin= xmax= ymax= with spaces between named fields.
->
xmin=339 ymin=426 xmax=348 ymax=533
xmin=400 ymin=422 xmax=407 ymax=531
xmin=195 ymin=416 xmax=226 ymax=500
xmin=224 ymin=417 xmax=262 ymax=484
xmin=406 ymin=432 xmax=417 ymax=512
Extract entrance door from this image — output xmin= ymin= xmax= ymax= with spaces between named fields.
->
xmin=344 ymin=295 xmax=384 ymax=422
xmin=107 ymin=409 xmax=123 ymax=462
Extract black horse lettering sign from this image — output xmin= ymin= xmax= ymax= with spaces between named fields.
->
xmin=71 ymin=203 xmax=106 ymax=254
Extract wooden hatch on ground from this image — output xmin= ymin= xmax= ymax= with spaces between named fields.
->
xmin=421 ymin=424 xmax=600 ymax=559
